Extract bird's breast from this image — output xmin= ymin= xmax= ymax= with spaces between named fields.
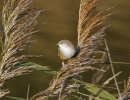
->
xmin=58 ymin=46 xmax=75 ymax=60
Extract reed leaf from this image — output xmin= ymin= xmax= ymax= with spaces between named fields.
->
xmin=73 ymin=78 xmax=117 ymax=100
xmin=18 ymin=62 xmax=57 ymax=76
xmin=6 ymin=96 xmax=26 ymax=100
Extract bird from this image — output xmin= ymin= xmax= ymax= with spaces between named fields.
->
xmin=57 ymin=40 xmax=76 ymax=61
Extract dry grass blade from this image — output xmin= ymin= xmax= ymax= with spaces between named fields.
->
xmin=104 ymin=39 xmax=122 ymax=100
xmin=27 ymin=84 xmax=30 ymax=100
xmin=0 ymin=0 xmax=41 ymax=98
xmin=92 ymin=51 xmax=110 ymax=84
xmin=102 ymin=71 xmax=122 ymax=87
xmin=0 ymin=89 xmax=9 ymax=98
xmin=89 ymin=51 xmax=110 ymax=100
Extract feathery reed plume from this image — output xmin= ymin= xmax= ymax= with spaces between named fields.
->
xmin=121 ymin=77 xmax=130 ymax=100
xmin=31 ymin=0 xmax=111 ymax=99
xmin=78 ymin=0 xmax=98 ymax=45
xmin=0 ymin=0 xmax=41 ymax=98
xmin=77 ymin=0 xmax=110 ymax=46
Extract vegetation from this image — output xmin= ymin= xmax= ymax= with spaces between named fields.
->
xmin=0 ymin=0 xmax=129 ymax=100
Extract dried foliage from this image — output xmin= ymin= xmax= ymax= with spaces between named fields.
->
xmin=121 ymin=77 xmax=130 ymax=100
xmin=0 ymin=0 xmax=127 ymax=100
xmin=31 ymin=0 xmax=111 ymax=100
xmin=0 ymin=89 xmax=9 ymax=98
xmin=92 ymin=51 xmax=110 ymax=84
xmin=0 ymin=0 xmax=41 ymax=98
xmin=77 ymin=0 xmax=109 ymax=46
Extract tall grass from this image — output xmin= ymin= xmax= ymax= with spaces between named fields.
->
xmin=0 ymin=0 xmax=130 ymax=100
xmin=0 ymin=0 xmax=41 ymax=98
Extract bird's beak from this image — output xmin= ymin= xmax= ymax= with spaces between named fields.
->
xmin=56 ymin=43 xmax=59 ymax=45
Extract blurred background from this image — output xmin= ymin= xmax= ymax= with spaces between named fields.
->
xmin=0 ymin=0 xmax=130 ymax=99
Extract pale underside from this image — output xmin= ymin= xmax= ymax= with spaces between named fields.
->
xmin=58 ymin=44 xmax=75 ymax=60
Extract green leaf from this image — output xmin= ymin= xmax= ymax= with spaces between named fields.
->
xmin=76 ymin=91 xmax=101 ymax=100
xmin=17 ymin=62 xmax=57 ymax=76
xmin=111 ymin=62 xmax=130 ymax=64
xmin=73 ymin=78 xmax=116 ymax=100
xmin=6 ymin=96 xmax=26 ymax=100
